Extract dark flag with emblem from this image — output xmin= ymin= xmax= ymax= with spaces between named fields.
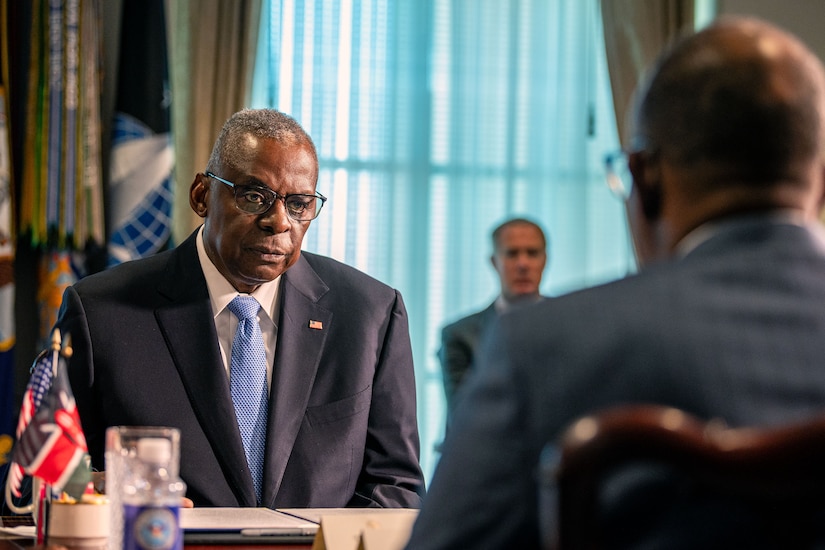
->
xmin=107 ymin=0 xmax=173 ymax=266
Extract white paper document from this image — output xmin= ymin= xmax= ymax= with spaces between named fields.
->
xmin=0 ymin=525 xmax=36 ymax=539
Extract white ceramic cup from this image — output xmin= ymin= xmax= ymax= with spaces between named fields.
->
xmin=49 ymin=496 xmax=110 ymax=548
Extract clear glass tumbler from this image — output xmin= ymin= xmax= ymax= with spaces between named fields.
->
xmin=105 ymin=426 xmax=180 ymax=550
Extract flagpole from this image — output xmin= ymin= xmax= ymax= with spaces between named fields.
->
xmin=40 ymin=329 xmax=62 ymax=544
xmin=50 ymin=328 xmax=60 ymax=375
xmin=35 ymin=481 xmax=46 ymax=543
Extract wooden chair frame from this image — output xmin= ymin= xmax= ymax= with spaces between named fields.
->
xmin=546 ymin=405 xmax=825 ymax=549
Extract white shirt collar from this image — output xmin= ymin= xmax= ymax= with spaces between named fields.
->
xmin=195 ymin=226 xmax=281 ymax=325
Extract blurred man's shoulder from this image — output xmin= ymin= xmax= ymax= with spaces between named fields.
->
xmin=442 ymin=303 xmax=496 ymax=335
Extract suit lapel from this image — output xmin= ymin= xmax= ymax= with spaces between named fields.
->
xmin=261 ymin=254 xmax=331 ymax=506
xmin=155 ymin=232 xmax=257 ymax=506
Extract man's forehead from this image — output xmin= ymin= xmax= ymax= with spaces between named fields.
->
xmin=500 ymin=227 xmax=543 ymax=242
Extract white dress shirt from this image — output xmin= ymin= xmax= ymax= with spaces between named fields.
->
xmin=195 ymin=226 xmax=281 ymax=392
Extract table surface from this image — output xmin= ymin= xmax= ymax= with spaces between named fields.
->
xmin=1 ymin=542 xmax=311 ymax=550
xmin=1 ymin=516 xmax=312 ymax=549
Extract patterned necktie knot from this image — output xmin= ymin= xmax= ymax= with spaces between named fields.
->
xmin=227 ymin=295 xmax=268 ymax=504
xmin=228 ymin=295 xmax=260 ymax=322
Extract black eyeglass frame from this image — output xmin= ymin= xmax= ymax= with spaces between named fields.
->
xmin=205 ymin=171 xmax=327 ymax=221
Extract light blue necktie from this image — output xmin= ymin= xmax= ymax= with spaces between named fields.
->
xmin=227 ymin=295 xmax=268 ymax=504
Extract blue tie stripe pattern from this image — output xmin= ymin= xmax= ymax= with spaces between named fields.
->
xmin=227 ymin=296 xmax=269 ymax=504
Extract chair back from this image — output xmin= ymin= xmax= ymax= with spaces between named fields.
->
xmin=540 ymin=405 xmax=825 ymax=549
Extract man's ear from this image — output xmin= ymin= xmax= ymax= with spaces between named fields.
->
xmin=628 ymin=151 xmax=662 ymax=221
xmin=640 ymin=181 xmax=662 ymax=220
xmin=189 ymin=174 xmax=209 ymax=218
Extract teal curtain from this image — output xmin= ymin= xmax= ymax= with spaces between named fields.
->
xmin=252 ymin=0 xmax=633 ymax=480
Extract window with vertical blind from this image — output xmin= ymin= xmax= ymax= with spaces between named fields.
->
xmin=251 ymin=0 xmax=634 ymax=480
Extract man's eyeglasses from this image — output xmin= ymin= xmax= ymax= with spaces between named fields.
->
xmin=604 ymin=151 xmax=631 ymax=200
xmin=206 ymin=172 xmax=327 ymax=221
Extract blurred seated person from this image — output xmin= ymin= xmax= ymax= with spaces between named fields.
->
xmin=438 ymin=217 xmax=548 ymax=425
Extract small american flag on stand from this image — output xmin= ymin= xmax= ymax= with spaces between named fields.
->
xmin=6 ymin=332 xmax=59 ymax=499
xmin=5 ymin=330 xmax=90 ymax=509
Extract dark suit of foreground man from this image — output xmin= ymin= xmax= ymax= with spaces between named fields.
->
xmin=407 ymin=16 xmax=825 ymax=548
xmin=58 ymin=109 xmax=424 ymax=508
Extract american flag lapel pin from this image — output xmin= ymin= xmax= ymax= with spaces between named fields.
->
xmin=309 ymin=320 xmax=323 ymax=330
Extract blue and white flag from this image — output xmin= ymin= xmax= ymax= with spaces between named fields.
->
xmin=107 ymin=0 xmax=173 ymax=266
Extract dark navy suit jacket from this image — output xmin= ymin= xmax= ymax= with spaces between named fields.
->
xmin=57 ymin=229 xmax=424 ymax=509
xmin=408 ymin=218 xmax=825 ymax=548
xmin=438 ymin=302 xmax=498 ymax=418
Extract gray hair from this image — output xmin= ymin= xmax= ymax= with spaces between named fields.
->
xmin=206 ymin=108 xmax=319 ymax=182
